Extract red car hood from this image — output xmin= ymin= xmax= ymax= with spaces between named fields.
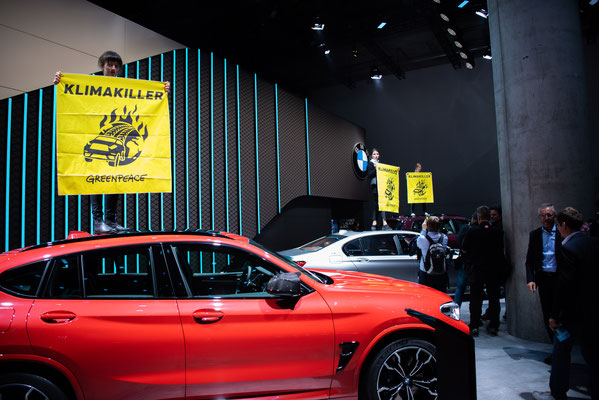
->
xmin=309 ymin=267 xmax=450 ymax=298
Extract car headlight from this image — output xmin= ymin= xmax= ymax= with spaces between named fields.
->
xmin=440 ymin=301 xmax=460 ymax=321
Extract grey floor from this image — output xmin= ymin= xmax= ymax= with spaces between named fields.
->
xmin=464 ymin=299 xmax=591 ymax=400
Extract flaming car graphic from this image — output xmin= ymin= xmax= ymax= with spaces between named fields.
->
xmin=84 ymin=106 xmax=149 ymax=167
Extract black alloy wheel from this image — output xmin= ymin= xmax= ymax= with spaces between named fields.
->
xmin=0 ymin=373 xmax=68 ymax=400
xmin=367 ymin=338 xmax=438 ymax=400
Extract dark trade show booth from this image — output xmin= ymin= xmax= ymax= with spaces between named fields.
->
xmin=0 ymin=48 xmax=370 ymax=252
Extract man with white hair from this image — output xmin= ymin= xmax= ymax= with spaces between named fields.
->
xmin=525 ymin=203 xmax=563 ymax=347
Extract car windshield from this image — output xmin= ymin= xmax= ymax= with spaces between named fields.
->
xmin=298 ymin=234 xmax=347 ymax=251
xmin=249 ymin=240 xmax=327 ymax=284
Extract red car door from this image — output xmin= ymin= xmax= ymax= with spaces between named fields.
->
xmin=169 ymin=243 xmax=336 ymax=399
xmin=26 ymin=246 xmax=186 ymax=400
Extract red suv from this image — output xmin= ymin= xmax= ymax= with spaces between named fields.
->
xmin=388 ymin=215 xmax=469 ymax=249
xmin=0 ymin=230 xmax=474 ymax=399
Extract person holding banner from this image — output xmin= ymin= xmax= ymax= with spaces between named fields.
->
xmin=366 ymin=149 xmax=391 ymax=230
xmin=410 ymin=163 xmax=428 ymax=217
xmin=53 ymin=50 xmax=170 ymax=234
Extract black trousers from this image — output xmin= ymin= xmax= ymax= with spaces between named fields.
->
xmin=469 ymin=265 xmax=501 ymax=329
xmin=536 ymin=271 xmax=557 ymax=342
xmin=91 ymin=194 xmax=119 ymax=221
xmin=369 ymin=187 xmax=384 ymax=228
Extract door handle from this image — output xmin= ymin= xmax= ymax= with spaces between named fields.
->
xmin=40 ymin=311 xmax=76 ymax=324
xmin=192 ymin=309 xmax=224 ymax=324
xmin=355 ymin=258 xmax=369 ymax=262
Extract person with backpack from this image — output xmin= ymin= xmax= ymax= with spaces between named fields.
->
xmin=416 ymin=215 xmax=449 ymax=292
xmin=461 ymin=205 xmax=505 ymax=337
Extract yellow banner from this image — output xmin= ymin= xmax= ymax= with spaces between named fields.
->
xmin=406 ymin=172 xmax=434 ymax=203
xmin=376 ymin=163 xmax=400 ymax=213
xmin=56 ymin=73 xmax=171 ymax=195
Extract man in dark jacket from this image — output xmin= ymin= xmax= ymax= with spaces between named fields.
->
xmin=525 ymin=203 xmax=562 ymax=343
xmin=462 ymin=205 xmax=504 ymax=336
xmin=532 ymin=207 xmax=599 ymax=400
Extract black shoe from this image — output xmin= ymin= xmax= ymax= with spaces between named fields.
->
xmin=93 ymin=219 xmax=114 ymax=235
xmin=106 ymin=219 xmax=128 ymax=233
xmin=487 ymin=326 xmax=498 ymax=336
xmin=470 ymin=327 xmax=479 ymax=337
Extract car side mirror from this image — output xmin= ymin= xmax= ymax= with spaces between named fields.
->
xmin=266 ymin=272 xmax=302 ymax=297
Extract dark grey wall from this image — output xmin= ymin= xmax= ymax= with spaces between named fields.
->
xmin=310 ymin=41 xmax=599 ymax=219
xmin=310 ymin=58 xmax=500 ymax=218
xmin=0 ymin=48 xmax=368 ymax=251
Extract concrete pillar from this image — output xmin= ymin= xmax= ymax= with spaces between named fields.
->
xmin=487 ymin=0 xmax=594 ymax=341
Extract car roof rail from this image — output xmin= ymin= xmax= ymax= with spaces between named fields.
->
xmin=20 ymin=229 xmax=234 ymax=252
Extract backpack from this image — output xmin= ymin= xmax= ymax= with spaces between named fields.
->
xmin=424 ymin=234 xmax=447 ymax=275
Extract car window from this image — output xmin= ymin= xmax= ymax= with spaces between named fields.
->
xmin=82 ymin=246 xmax=155 ymax=298
xmin=299 ymin=234 xmax=347 ymax=251
xmin=452 ymin=219 xmax=468 ymax=233
xmin=411 ymin=220 xmax=424 ymax=232
xmin=342 ymin=239 xmax=362 ymax=256
xmin=395 ymin=234 xmax=415 ymax=254
xmin=440 ymin=220 xmax=455 ymax=234
xmin=361 ymin=235 xmax=399 ymax=256
xmin=45 ymin=256 xmax=81 ymax=299
xmin=170 ymin=244 xmax=281 ymax=298
xmin=0 ymin=261 xmax=48 ymax=297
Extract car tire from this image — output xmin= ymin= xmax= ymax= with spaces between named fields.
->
xmin=366 ymin=338 xmax=437 ymax=400
xmin=0 ymin=372 xmax=69 ymax=400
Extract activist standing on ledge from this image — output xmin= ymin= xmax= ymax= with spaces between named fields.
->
xmin=53 ymin=50 xmax=170 ymax=234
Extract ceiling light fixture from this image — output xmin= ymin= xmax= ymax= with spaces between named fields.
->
xmin=458 ymin=0 xmax=469 ymax=8
xmin=377 ymin=22 xmax=387 ymax=29
xmin=433 ymin=0 xmax=441 ymax=3
xmin=454 ymin=39 xmax=463 ymax=48
xmin=440 ymin=13 xmax=450 ymax=21
xmin=459 ymin=51 xmax=468 ymax=59
xmin=447 ymin=27 xmax=457 ymax=36
xmin=475 ymin=9 xmax=488 ymax=18
xmin=370 ymin=67 xmax=382 ymax=80
xmin=311 ymin=23 xmax=325 ymax=30
xmin=352 ymin=49 xmax=359 ymax=58
xmin=465 ymin=60 xmax=475 ymax=69
xmin=324 ymin=49 xmax=331 ymax=55
xmin=483 ymin=47 xmax=492 ymax=59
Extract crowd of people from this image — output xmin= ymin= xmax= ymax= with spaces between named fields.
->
xmin=411 ymin=199 xmax=598 ymax=400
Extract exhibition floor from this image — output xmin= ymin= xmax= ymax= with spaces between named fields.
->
xmin=466 ymin=299 xmax=591 ymax=399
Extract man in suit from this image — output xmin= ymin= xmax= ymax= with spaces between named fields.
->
xmin=532 ymin=207 xmax=599 ymax=400
xmin=526 ymin=203 xmax=562 ymax=344
xmin=462 ymin=205 xmax=504 ymax=336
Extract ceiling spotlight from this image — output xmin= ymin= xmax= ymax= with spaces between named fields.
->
xmin=311 ymin=17 xmax=325 ymax=30
xmin=459 ymin=51 xmax=468 ymax=59
xmin=352 ymin=49 xmax=359 ymax=58
xmin=440 ymin=13 xmax=450 ymax=21
xmin=483 ymin=47 xmax=492 ymax=59
xmin=377 ymin=22 xmax=387 ymax=29
xmin=370 ymin=67 xmax=382 ymax=80
xmin=465 ymin=60 xmax=475 ymax=69
xmin=475 ymin=9 xmax=488 ymax=18
xmin=324 ymin=49 xmax=331 ymax=55
xmin=454 ymin=40 xmax=463 ymax=48
xmin=447 ymin=27 xmax=457 ymax=36
xmin=458 ymin=0 xmax=469 ymax=8
xmin=433 ymin=0 xmax=441 ymax=3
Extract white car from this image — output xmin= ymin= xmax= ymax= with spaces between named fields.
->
xmin=279 ymin=230 xmax=460 ymax=291
xmin=279 ymin=230 xmax=422 ymax=282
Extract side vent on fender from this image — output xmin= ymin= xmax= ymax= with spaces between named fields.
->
xmin=336 ymin=341 xmax=360 ymax=373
